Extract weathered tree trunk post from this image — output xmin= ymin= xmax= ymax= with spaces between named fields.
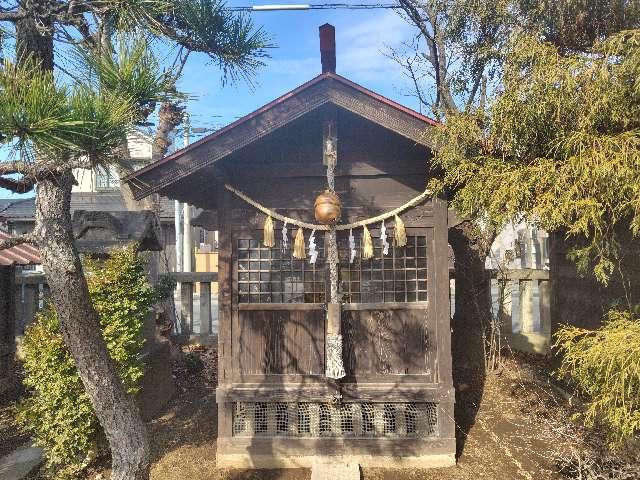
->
xmin=33 ymin=174 xmax=150 ymax=480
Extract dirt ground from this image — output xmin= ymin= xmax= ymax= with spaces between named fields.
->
xmin=0 ymin=376 xmax=28 ymax=459
xmin=94 ymin=349 xmax=585 ymax=480
xmin=5 ymin=347 xmax=632 ymax=480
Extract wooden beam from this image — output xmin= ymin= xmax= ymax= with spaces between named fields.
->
xmin=170 ymin=272 xmax=218 ymax=283
xmin=493 ymin=268 xmax=550 ymax=280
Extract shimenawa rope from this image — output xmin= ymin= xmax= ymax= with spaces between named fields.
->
xmin=224 ymin=183 xmax=431 ymax=231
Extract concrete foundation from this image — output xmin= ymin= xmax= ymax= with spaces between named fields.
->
xmin=217 ymin=453 xmax=456 ymax=469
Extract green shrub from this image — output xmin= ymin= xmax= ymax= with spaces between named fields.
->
xmin=555 ymin=309 xmax=640 ymax=446
xmin=16 ymin=246 xmax=159 ymax=479
xmin=183 ymin=351 xmax=204 ymax=373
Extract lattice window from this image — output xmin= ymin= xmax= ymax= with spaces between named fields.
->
xmin=339 ymin=233 xmax=428 ymax=303
xmin=237 ymin=237 xmax=325 ymax=303
xmin=232 ymin=402 xmax=438 ymax=438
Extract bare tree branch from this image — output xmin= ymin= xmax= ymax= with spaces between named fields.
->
xmin=465 ymin=69 xmax=485 ymax=110
xmin=398 ymin=0 xmax=458 ymax=114
xmin=0 ymin=232 xmax=37 ymax=250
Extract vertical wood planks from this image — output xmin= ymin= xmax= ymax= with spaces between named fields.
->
xmin=433 ymin=197 xmax=455 ymax=440
xmin=217 ymin=182 xmax=234 ymax=439
xmin=236 ymin=309 xmax=326 ymax=376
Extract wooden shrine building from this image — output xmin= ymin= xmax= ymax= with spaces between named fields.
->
xmin=126 ymin=24 xmax=454 ymax=469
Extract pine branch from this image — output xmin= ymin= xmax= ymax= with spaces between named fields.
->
xmin=0 ymin=9 xmax=24 ymax=21
xmin=0 ymin=174 xmax=36 ymax=193
xmin=0 ymin=160 xmax=34 ymax=176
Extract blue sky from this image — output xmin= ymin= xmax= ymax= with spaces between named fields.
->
xmin=178 ymin=3 xmax=426 ymax=133
xmin=1 ymin=3 xmax=430 ymax=199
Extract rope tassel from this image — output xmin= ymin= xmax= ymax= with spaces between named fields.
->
xmin=293 ymin=227 xmax=306 ymax=259
xmin=362 ymin=225 xmax=374 ymax=260
xmin=394 ymin=215 xmax=407 ymax=247
xmin=263 ymin=216 xmax=275 ymax=247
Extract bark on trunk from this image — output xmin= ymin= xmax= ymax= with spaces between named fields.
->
xmin=15 ymin=9 xmax=53 ymax=70
xmin=448 ymin=220 xmax=494 ymax=457
xmin=33 ymin=173 xmax=150 ymax=480
xmin=152 ymin=102 xmax=184 ymax=161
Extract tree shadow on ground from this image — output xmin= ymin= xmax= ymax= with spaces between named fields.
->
xmin=448 ymin=223 xmax=490 ymax=460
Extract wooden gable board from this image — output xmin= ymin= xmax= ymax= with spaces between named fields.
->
xmin=125 ymin=73 xmax=436 ymax=201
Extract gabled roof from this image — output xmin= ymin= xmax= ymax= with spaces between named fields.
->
xmin=0 ymin=230 xmax=40 ymax=266
xmin=0 ymin=193 xmax=176 ymax=223
xmin=125 ymin=72 xmax=438 ymax=201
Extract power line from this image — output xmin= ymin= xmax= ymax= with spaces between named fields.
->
xmin=226 ymin=3 xmax=400 ymax=11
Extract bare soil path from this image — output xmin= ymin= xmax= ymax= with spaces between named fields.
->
xmin=99 ymin=350 xmax=575 ymax=480
xmin=7 ymin=348 xmax=596 ymax=480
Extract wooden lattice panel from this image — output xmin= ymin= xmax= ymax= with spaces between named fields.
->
xmin=232 ymin=402 xmax=438 ymax=438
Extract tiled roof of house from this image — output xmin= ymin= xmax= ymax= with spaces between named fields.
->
xmin=0 ymin=197 xmax=36 ymax=220
xmin=0 ymin=193 xmax=175 ymax=223
xmin=0 ymin=230 xmax=41 ymax=266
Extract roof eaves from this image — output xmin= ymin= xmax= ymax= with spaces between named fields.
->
xmin=124 ymin=73 xmax=330 ymax=182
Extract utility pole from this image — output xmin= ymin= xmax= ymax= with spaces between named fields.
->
xmin=183 ymin=113 xmax=193 ymax=273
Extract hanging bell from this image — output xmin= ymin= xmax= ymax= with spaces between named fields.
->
xmin=314 ymin=190 xmax=342 ymax=225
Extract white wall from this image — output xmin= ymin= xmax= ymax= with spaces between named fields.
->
xmin=71 ymin=131 xmax=153 ymax=193
xmin=486 ymin=221 xmax=549 ymax=270
xmin=72 ymin=167 xmax=95 ymax=192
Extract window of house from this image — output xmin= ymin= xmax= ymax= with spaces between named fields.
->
xmin=95 ymin=166 xmax=120 ymax=190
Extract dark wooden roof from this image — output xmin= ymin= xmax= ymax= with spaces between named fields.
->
xmin=0 ymin=193 xmax=176 ymax=223
xmin=125 ymin=72 xmax=438 ymax=201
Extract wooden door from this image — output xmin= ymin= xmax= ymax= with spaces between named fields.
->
xmin=339 ymin=228 xmax=438 ymax=384
xmin=231 ymin=228 xmax=326 ymax=383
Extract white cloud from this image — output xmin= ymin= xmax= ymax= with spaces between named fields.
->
xmin=266 ymin=10 xmax=414 ymax=84
xmin=336 ymin=10 xmax=413 ymax=82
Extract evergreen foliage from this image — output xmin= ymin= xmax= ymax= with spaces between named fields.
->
xmin=16 ymin=247 xmax=159 ymax=479
xmin=555 ymin=310 xmax=640 ymax=445
xmin=430 ymin=30 xmax=640 ymax=283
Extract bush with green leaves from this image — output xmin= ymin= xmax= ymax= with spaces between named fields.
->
xmin=16 ymin=246 xmax=159 ymax=479
xmin=555 ymin=309 xmax=640 ymax=446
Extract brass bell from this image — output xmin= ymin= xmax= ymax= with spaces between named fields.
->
xmin=314 ymin=190 xmax=341 ymax=225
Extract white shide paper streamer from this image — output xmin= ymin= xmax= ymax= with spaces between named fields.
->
xmin=349 ymin=228 xmax=356 ymax=263
xmin=381 ymin=220 xmax=389 ymax=255
xmin=309 ymin=229 xmax=318 ymax=264
xmin=282 ymin=221 xmax=288 ymax=250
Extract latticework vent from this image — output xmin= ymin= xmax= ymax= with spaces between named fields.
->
xmin=232 ymin=402 xmax=438 ymax=438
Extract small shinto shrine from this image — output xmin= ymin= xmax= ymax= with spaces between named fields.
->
xmin=126 ymin=24 xmax=454 ymax=469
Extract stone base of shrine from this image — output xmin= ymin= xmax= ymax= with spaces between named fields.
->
xmin=217 ymin=453 xmax=456 ymax=469
xmin=216 ymin=438 xmax=456 ymax=469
